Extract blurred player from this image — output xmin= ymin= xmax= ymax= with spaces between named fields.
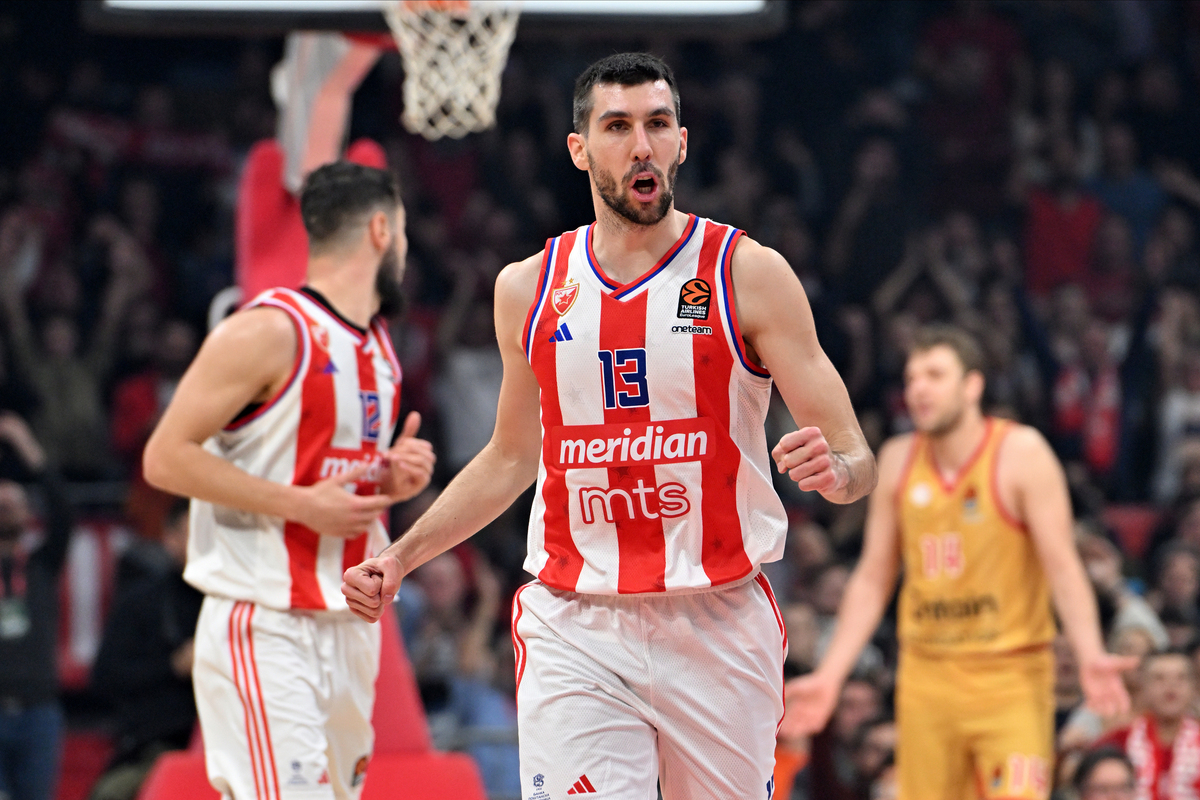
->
xmin=143 ymin=162 xmax=434 ymax=800
xmin=343 ymin=52 xmax=876 ymax=798
xmin=784 ymin=324 xmax=1135 ymax=800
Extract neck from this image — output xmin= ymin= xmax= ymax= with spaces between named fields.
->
xmin=590 ymin=206 xmax=689 ymax=286
xmin=1156 ymin=715 xmax=1184 ymax=744
xmin=926 ymin=408 xmax=988 ymax=480
xmin=306 ymin=252 xmax=378 ymax=328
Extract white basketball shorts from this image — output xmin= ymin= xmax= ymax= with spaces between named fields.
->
xmin=511 ymin=573 xmax=787 ymax=800
xmin=192 ymin=596 xmax=381 ymax=800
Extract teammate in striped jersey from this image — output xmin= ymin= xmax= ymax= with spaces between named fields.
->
xmin=144 ymin=162 xmax=434 ymax=800
xmin=343 ymin=54 xmax=875 ymax=799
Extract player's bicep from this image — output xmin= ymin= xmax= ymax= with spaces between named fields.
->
xmin=487 ymin=256 xmax=545 ymax=468
xmin=1008 ymin=428 xmax=1076 ymax=569
xmin=153 ymin=308 xmax=297 ymax=447
xmin=733 ymin=241 xmax=862 ymax=448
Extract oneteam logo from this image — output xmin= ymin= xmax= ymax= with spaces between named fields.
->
xmin=671 ymin=324 xmax=712 ymax=335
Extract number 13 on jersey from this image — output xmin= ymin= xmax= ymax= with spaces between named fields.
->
xmin=598 ymin=348 xmax=649 ymax=409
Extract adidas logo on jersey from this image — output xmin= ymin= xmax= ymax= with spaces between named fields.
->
xmin=548 ymin=323 xmax=573 ymax=343
xmin=566 ymin=774 xmax=597 ymax=794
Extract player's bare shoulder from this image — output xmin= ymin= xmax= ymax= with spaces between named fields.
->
xmin=994 ymin=420 xmax=1064 ymax=508
xmin=727 ymin=234 xmax=814 ymax=340
xmin=996 ymin=421 xmax=1058 ymax=474
xmin=493 ymin=249 xmax=548 ymax=347
xmin=197 ymin=303 xmax=298 ymax=400
xmin=729 ymin=235 xmax=797 ymax=294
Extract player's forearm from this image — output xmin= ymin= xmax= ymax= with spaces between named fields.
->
xmin=1048 ymin=557 xmax=1107 ymax=663
xmin=143 ymin=437 xmax=303 ymax=520
xmin=382 ymin=440 xmax=538 ymax=577
xmin=824 ymin=437 xmax=878 ymax=505
xmin=815 ymin=567 xmax=896 ymax=683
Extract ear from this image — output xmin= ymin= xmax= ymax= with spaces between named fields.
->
xmin=567 ymin=132 xmax=589 ymax=172
xmin=965 ymin=370 xmax=985 ymax=404
xmin=679 ymin=126 xmax=688 ymax=166
xmin=367 ymin=209 xmax=391 ymax=251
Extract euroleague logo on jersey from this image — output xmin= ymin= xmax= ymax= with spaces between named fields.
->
xmin=677 ymin=278 xmax=711 ymax=320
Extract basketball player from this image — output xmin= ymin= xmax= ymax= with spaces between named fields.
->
xmin=342 ymin=53 xmax=876 ymax=799
xmin=783 ymin=325 xmax=1136 ymax=800
xmin=143 ymin=162 xmax=434 ymax=800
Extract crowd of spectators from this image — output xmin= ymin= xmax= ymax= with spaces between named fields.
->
xmin=4 ymin=1 xmax=1200 ymax=798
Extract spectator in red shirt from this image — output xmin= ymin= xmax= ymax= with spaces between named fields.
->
xmin=1024 ymin=135 xmax=1104 ymax=296
xmin=1099 ymin=650 xmax=1200 ymax=800
xmin=110 ymin=318 xmax=197 ymax=538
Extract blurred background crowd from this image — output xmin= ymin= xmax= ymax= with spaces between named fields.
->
xmin=4 ymin=1 xmax=1200 ymax=798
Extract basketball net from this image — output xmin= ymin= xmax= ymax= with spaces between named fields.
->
xmin=382 ymin=0 xmax=521 ymax=141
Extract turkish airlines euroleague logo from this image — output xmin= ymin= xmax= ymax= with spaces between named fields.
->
xmin=677 ymin=278 xmax=711 ymax=320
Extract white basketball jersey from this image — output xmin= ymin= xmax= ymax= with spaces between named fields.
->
xmin=184 ymin=288 xmax=401 ymax=612
xmin=522 ymin=216 xmax=788 ymax=595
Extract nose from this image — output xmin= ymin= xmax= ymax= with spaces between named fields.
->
xmin=631 ymin=123 xmax=653 ymax=162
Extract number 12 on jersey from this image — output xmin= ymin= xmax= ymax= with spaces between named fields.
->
xmin=919 ymin=533 xmax=964 ymax=579
xmin=598 ymin=348 xmax=649 ymax=409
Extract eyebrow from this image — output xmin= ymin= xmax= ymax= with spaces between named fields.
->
xmin=595 ymin=106 xmax=676 ymax=124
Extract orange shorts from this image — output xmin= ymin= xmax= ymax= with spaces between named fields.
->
xmin=896 ymin=646 xmax=1054 ymax=800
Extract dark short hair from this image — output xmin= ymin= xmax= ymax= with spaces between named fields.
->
xmin=299 ymin=162 xmax=400 ymax=251
xmin=909 ymin=324 xmax=986 ymax=376
xmin=1140 ymin=646 xmax=1195 ymax=674
xmin=1073 ymin=746 xmax=1134 ymax=792
xmin=573 ymin=52 xmax=680 ymax=134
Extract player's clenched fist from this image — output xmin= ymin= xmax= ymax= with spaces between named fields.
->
xmin=772 ymin=427 xmax=847 ymax=496
xmin=342 ymin=554 xmax=404 ymax=623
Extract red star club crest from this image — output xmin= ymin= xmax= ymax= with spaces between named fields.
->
xmin=552 ymin=279 xmax=579 ymax=317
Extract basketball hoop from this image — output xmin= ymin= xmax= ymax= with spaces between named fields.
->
xmin=382 ymin=0 xmax=521 ymax=141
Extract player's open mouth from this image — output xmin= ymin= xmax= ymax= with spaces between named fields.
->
xmin=630 ymin=173 xmax=659 ymax=202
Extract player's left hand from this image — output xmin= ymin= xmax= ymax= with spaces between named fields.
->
xmin=1079 ymin=652 xmax=1139 ymax=718
xmin=772 ymin=427 xmax=847 ymax=496
xmin=379 ymin=411 xmax=435 ymax=503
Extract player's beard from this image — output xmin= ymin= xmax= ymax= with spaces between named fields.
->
xmin=922 ymin=400 xmax=967 ymax=438
xmin=589 ymin=149 xmax=679 ymax=227
xmin=375 ymin=245 xmax=405 ymax=319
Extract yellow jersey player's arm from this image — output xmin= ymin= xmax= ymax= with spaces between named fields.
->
xmin=1000 ymin=424 xmax=1136 ymax=717
xmin=731 ymin=236 xmax=876 ymax=504
xmin=779 ymin=434 xmax=909 ymax=737
xmin=342 ymin=252 xmax=546 ymax=622
xmin=142 ymin=307 xmax=394 ymax=538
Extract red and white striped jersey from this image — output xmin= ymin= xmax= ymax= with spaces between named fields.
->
xmin=523 ymin=215 xmax=788 ymax=595
xmin=184 ymin=287 xmax=401 ymax=612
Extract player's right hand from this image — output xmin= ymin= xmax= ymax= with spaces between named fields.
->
xmin=294 ymin=462 xmax=394 ymax=538
xmin=779 ymin=671 xmax=841 ymax=739
xmin=342 ymin=553 xmax=404 ymax=623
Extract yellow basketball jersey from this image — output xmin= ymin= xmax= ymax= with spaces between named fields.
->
xmin=896 ymin=418 xmax=1055 ymax=656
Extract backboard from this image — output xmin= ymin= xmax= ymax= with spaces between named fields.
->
xmin=82 ymin=0 xmax=789 ymax=39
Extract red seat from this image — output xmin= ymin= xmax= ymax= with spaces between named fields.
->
xmin=1103 ymin=504 xmax=1161 ymax=562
